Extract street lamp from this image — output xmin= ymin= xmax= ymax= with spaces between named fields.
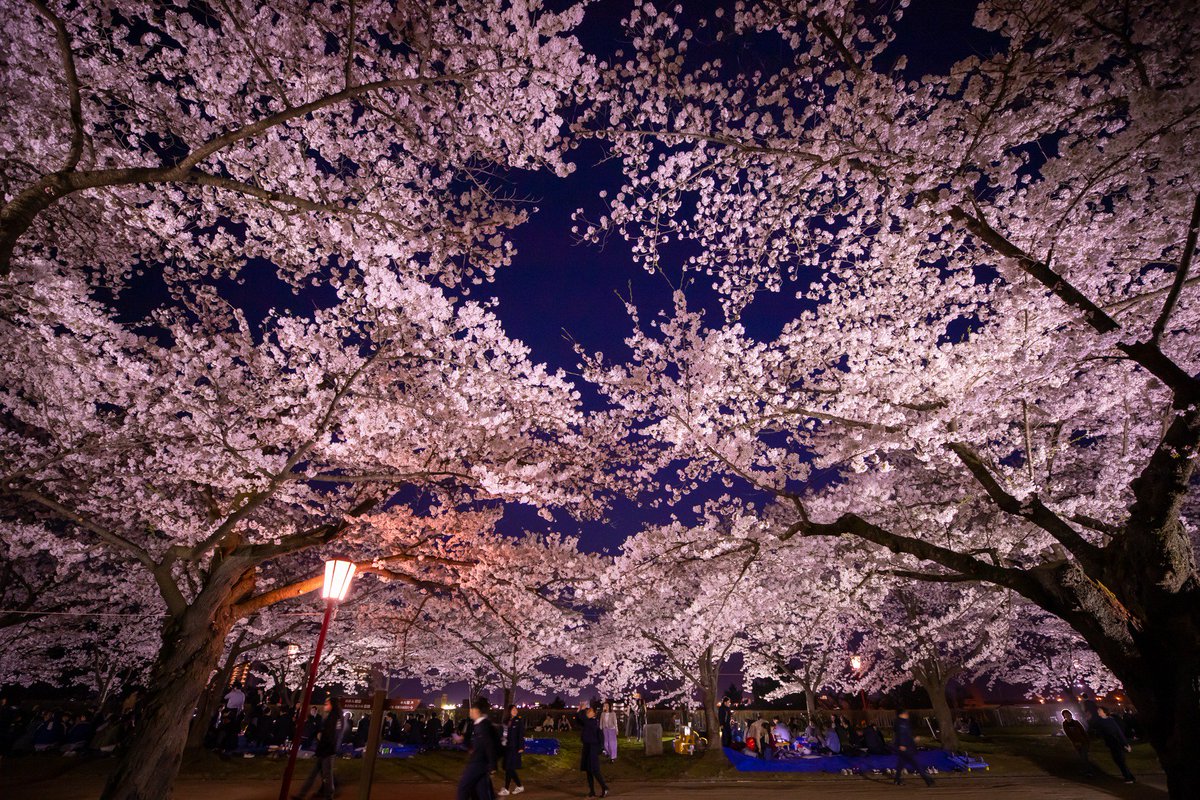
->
xmin=278 ymin=558 xmax=357 ymax=800
xmin=850 ymin=655 xmax=867 ymax=711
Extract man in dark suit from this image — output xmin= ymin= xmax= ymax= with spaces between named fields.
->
xmin=458 ymin=699 xmax=499 ymax=800
xmin=892 ymin=710 xmax=934 ymax=787
xmin=718 ymin=698 xmax=733 ymax=748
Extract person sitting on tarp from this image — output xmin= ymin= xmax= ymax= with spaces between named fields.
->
xmin=862 ymin=722 xmax=889 ymax=755
xmin=823 ymin=725 xmax=841 ymax=754
xmin=744 ymin=717 xmax=768 ymax=752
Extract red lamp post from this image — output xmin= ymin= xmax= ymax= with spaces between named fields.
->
xmin=278 ymin=559 xmax=357 ymax=800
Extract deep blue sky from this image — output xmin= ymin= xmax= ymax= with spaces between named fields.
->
xmin=486 ymin=0 xmax=995 ymax=555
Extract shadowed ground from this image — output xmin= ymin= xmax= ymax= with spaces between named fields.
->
xmin=0 ymin=729 xmax=1166 ymax=799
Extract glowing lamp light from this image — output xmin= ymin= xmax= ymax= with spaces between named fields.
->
xmin=321 ymin=559 xmax=357 ymax=602
xmin=850 ymin=655 xmax=862 ymax=671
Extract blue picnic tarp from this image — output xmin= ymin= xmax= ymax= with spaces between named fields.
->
xmin=724 ymin=747 xmax=961 ymax=774
xmin=374 ymin=743 xmax=421 ymax=758
xmin=523 ymin=737 xmax=560 ymax=756
xmin=230 ymin=736 xmax=561 ymax=760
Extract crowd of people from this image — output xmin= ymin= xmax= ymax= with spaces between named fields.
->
xmin=0 ymin=694 xmax=140 ymax=757
xmin=200 ymin=683 xmax=460 ymax=756
xmin=733 ymin=706 xmax=893 ymax=759
xmin=2 ymin=681 xmax=1145 ymax=797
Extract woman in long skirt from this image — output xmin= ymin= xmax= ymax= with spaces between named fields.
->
xmin=599 ymin=701 xmax=618 ymax=762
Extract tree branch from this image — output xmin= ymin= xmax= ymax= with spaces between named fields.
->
xmin=181 ymin=171 xmax=417 ymax=235
xmin=950 ymin=204 xmax=1200 ymax=402
xmin=344 ymin=0 xmax=357 ymax=89
xmin=17 ymin=489 xmax=153 ymax=567
xmin=794 ymin=510 xmax=1043 ymax=600
xmin=947 ymin=441 xmax=1105 ymax=570
xmin=883 ymin=569 xmax=978 ymax=583
xmin=1150 ymin=191 xmax=1200 ymax=344
xmin=28 ymin=0 xmax=85 ymax=171
xmin=239 ymin=496 xmax=380 ymax=561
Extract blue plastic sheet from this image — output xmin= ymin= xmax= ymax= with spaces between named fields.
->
xmin=522 ymin=737 xmax=560 ymax=756
xmin=724 ymin=747 xmax=962 ymax=773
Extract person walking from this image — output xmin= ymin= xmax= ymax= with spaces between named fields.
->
xmin=600 ymin=701 xmax=619 ymax=762
xmin=294 ymin=696 xmax=346 ymax=800
xmin=579 ymin=706 xmax=609 ymax=797
xmin=1061 ymin=710 xmax=1094 ymax=776
xmin=892 ymin=710 xmax=934 ymax=787
xmin=458 ymin=699 xmax=500 ymax=800
xmin=718 ymin=698 xmax=732 ymax=749
xmin=1096 ymin=707 xmax=1135 ymax=783
xmin=499 ymin=705 xmax=525 ymax=796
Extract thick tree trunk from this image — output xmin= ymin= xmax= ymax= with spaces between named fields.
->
xmin=1094 ymin=616 xmax=1200 ymax=800
xmin=803 ymin=685 xmax=817 ymax=716
xmin=912 ymin=665 xmax=958 ymax=751
xmin=697 ymin=651 xmax=724 ymax=761
xmin=185 ymin=637 xmax=245 ymax=750
xmin=101 ymin=568 xmax=247 ymax=800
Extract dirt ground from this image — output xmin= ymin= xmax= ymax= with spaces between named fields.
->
xmin=0 ymin=771 xmax=1168 ymax=800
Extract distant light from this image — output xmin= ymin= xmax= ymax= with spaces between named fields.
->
xmin=322 ymin=559 xmax=357 ymax=602
xmin=850 ymin=655 xmax=862 ymax=671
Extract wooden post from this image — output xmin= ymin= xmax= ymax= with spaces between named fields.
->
xmin=358 ymin=689 xmax=388 ymax=800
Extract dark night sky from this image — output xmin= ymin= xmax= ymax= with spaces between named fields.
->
xmin=484 ymin=0 xmax=997 ymax=556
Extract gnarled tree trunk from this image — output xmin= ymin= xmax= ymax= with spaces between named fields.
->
xmin=101 ymin=564 xmax=250 ymax=800
xmin=1086 ymin=607 xmax=1200 ymax=800
xmin=186 ymin=632 xmax=247 ymax=750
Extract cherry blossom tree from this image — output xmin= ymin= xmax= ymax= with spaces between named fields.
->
xmin=0 ymin=267 xmax=606 ymax=799
xmin=0 ymin=540 xmax=161 ymax=705
xmin=183 ymin=604 xmax=314 ymax=750
xmin=0 ymin=523 xmax=106 ymax=630
xmin=739 ymin=541 xmax=866 ymax=715
xmin=383 ymin=532 xmax=596 ymax=708
xmin=852 ymin=581 xmax=1014 ymax=750
xmin=590 ymin=514 xmax=766 ymax=757
xmin=1 ymin=0 xmax=592 ymax=287
xmin=582 ymin=1 xmax=1199 ymax=793
xmin=995 ymin=606 xmax=1118 ymax=703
